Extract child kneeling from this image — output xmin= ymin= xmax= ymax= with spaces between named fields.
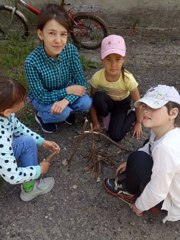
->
xmin=104 ymin=85 xmax=180 ymax=223
xmin=0 ymin=76 xmax=60 ymax=201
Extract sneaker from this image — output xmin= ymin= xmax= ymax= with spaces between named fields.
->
xmin=35 ymin=113 xmax=56 ymax=133
xmin=103 ymin=178 xmax=137 ymax=204
xmin=65 ymin=113 xmax=76 ymax=125
xmin=20 ymin=177 xmax=55 ymax=202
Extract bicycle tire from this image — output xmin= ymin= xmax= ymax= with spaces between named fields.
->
xmin=0 ymin=5 xmax=28 ymax=40
xmin=70 ymin=12 xmax=108 ymax=50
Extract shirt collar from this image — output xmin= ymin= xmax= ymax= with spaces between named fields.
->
xmin=39 ymin=43 xmax=66 ymax=63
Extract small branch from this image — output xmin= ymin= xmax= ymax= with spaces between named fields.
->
xmin=84 ymin=130 xmax=131 ymax=153
xmin=67 ymin=118 xmax=89 ymax=167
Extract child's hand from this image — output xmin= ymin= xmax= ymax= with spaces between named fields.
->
xmin=40 ymin=161 xmax=50 ymax=175
xmin=116 ymin=162 xmax=127 ymax=176
xmin=66 ymin=85 xmax=87 ymax=96
xmin=132 ymin=122 xmax=142 ymax=140
xmin=130 ymin=203 xmax=143 ymax=217
xmin=92 ymin=121 xmax=101 ymax=131
xmin=51 ymin=99 xmax=69 ymax=114
xmin=42 ymin=140 xmax=60 ymax=153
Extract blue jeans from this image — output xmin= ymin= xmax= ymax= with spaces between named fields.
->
xmin=29 ymin=94 xmax=92 ymax=123
xmin=12 ymin=136 xmax=38 ymax=167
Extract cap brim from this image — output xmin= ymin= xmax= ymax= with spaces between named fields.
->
xmin=101 ymin=49 xmax=126 ymax=59
xmin=134 ymin=97 xmax=168 ymax=109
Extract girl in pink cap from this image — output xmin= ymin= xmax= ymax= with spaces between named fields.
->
xmin=90 ymin=34 xmax=142 ymax=141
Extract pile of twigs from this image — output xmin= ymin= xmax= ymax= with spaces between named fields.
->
xmin=67 ymin=118 xmax=131 ymax=181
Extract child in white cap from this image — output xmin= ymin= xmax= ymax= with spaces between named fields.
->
xmin=104 ymin=85 xmax=180 ymax=223
xmin=89 ymin=34 xmax=142 ymax=141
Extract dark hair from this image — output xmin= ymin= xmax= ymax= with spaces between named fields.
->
xmin=37 ymin=4 xmax=71 ymax=31
xmin=165 ymin=101 xmax=180 ymax=126
xmin=0 ymin=76 xmax=26 ymax=112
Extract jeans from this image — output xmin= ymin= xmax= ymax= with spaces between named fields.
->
xmin=30 ymin=94 xmax=92 ymax=123
xmin=92 ymin=91 xmax=136 ymax=141
xmin=12 ymin=136 xmax=38 ymax=167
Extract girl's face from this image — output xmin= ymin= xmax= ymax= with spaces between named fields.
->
xmin=102 ymin=53 xmax=125 ymax=80
xmin=37 ymin=19 xmax=68 ymax=58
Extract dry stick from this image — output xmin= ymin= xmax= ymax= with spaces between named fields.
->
xmin=67 ymin=118 xmax=89 ymax=169
xmin=84 ymin=130 xmax=131 ymax=153
xmin=91 ymin=124 xmax=97 ymax=173
xmin=67 ymin=125 xmax=131 ymax=170
xmin=42 ymin=152 xmax=58 ymax=178
xmin=118 ymin=197 xmax=132 ymax=206
xmin=45 ymin=152 xmax=58 ymax=163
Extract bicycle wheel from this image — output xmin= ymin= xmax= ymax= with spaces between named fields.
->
xmin=0 ymin=5 xmax=28 ymax=40
xmin=70 ymin=12 xmax=108 ymax=50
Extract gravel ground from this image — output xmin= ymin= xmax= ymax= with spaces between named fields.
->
xmin=1 ymin=28 xmax=180 ymax=240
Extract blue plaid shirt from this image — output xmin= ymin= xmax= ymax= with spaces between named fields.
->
xmin=25 ymin=43 xmax=88 ymax=104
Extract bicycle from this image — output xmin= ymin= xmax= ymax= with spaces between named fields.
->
xmin=0 ymin=0 xmax=108 ymax=49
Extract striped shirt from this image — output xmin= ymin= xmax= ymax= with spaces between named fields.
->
xmin=25 ymin=43 xmax=88 ymax=104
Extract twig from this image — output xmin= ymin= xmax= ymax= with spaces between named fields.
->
xmin=67 ymin=118 xmax=89 ymax=168
xmin=45 ymin=152 xmax=58 ymax=164
xmin=84 ymin=130 xmax=131 ymax=152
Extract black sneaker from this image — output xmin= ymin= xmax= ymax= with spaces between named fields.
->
xmin=103 ymin=178 xmax=137 ymax=204
xmin=35 ymin=113 xmax=56 ymax=133
xmin=65 ymin=113 xmax=76 ymax=125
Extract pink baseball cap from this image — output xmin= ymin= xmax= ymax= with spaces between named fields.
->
xmin=134 ymin=85 xmax=180 ymax=109
xmin=101 ymin=34 xmax=126 ymax=59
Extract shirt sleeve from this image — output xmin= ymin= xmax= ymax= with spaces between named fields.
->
xmin=89 ymin=70 xmax=101 ymax=89
xmin=135 ymin=144 xmax=176 ymax=211
xmin=64 ymin=46 xmax=88 ymax=104
xmin=0 ymin=135 xmax=41 ymax=185
xmin=13 ymin=115 xmax=44 ymax=145
xmin=124 ymin=71 xmax=138 ymax=91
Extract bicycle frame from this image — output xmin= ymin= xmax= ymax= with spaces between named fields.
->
xmin=14 ymin=0 xmax=40 ymax=15
xmin=0 ymin=0 xmax=108 ymax=49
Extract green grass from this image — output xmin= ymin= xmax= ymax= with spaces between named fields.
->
xmin=0 ymin=36 xmax=36 ymax=86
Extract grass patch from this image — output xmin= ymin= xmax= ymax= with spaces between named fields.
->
xmin=16 ymin=100 xmax=36 ymax=127
xmin=0 ymin=36 xmax=36 ymax=86
xmin=80 ymin=55 xmax=100 ymax=71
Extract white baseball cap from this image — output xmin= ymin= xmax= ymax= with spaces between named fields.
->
xmin=135 ymin=85 xmax=180 ymax=109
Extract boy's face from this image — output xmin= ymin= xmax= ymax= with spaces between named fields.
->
xmin=102 ymin=53 xmax=125 ymax=78
xmin=37 ymin=19 xmax=68 ymax=59
xmin=142 ymin=104 xmax=177 ymax=130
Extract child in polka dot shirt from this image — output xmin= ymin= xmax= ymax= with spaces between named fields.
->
xmin=0 ymin=76 xmax=60 ymax=201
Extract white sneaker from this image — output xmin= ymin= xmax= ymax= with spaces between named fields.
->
xmin=20 ymin=177 xmax=55 ymax=202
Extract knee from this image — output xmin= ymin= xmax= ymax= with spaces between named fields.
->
xmin=78 ymin=94 xmax=92 ymax=111
xmin=109 ymin=130 xmax=124 ymax=142
xmin=93 ymin=92 xmax=105 ymax=106
xmin=22 ymin=136 xmax=36 ymax=147
xmin=127 ymin=151 xmax=152 ymax=169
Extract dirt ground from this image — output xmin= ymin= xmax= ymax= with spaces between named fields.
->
xmin=1 ymin=28 xmax=180 ymax=240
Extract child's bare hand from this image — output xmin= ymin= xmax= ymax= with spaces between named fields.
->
xmin=116 ymin=162 xmax=127 ymax=176
xmin=40 ymin=161 xmax=50 ymax=175
xmin=92 ymin=121 xmax=101 ymax=131
xmin=132 ymin=122 xmax=143 ymax=140
xmin=51 ymin=99 xmax=69 ymax=114
xmin=42 ymin=140 xmax=60 ymax=153
xmin=66 ymin=85 xmax=86 ymax=96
